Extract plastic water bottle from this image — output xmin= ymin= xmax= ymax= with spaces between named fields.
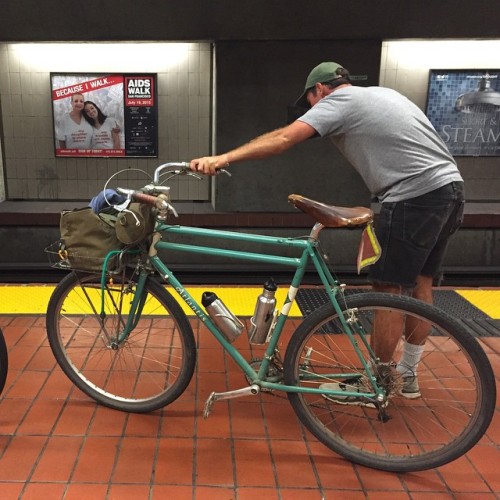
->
xmin=248 ymin=278 xmax=277 ymax=344
xmin=202 ymin=292 xmax=244 ymax=343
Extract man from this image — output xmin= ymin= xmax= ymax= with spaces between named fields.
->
xmin=190 ymin=61 xmax=464 ymax=401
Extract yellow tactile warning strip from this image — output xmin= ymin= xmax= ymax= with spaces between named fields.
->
xmin=456 ymin=290 xmax=500 ymax=319
xmin=0 ymin=284 xmax=498 ymax=319
xmin=0 ymin=284 xmax=302 ymax=317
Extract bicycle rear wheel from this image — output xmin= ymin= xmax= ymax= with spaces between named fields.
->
xmin=283 ymin=292 xmax=496 ymax=472
xmin=46 ymin=271 xmax=196 ymax=413
xmin=0 ymin=328 xmax=8 ymax=396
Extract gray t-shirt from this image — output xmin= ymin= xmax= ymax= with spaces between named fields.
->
xmin=298 ymin=86 xmax=463 ymax=202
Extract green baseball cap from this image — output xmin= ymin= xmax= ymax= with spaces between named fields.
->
xmin=295 ymin=61 xmax=344 ymax=108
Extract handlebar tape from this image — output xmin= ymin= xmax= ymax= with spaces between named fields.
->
xmin=132 ymin=192 xmax=160 ymax=206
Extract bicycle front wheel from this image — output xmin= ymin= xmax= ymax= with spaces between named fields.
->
xmin=46 ymin=271 xmax=196 ymax=413
xmin=283 ymin=292 xmax=496 ymax=472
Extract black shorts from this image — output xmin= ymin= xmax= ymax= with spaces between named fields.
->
xmin=368 ymin=181 xmax=465 ymax=289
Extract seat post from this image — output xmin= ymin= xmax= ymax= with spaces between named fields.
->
xmin=309 ymin=222 xmax=324 ymax=241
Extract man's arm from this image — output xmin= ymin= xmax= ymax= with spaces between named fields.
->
xmin=190 ymin=120 xmax=317 ymax=175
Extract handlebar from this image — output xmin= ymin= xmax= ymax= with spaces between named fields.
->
xmin=153 ymin=162 xmax=191 ymax=183
xmin=129 ymin=191 xmax=165 ymax=207
xmin=114 ymin=161 xmax=231 ymax=220
xmin=116 ymin=187 xmax=179 ymax=218
xmin=152 ymin=161 xmax=231 ymax=183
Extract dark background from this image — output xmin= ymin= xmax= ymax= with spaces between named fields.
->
xmin=1 ymin=1 xmax=497 ymax=42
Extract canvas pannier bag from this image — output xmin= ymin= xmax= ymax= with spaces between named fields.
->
xmin=60 ymin=207 xmax=124 ymax=272
xmin=115 ymin=202 xmax=155 ymax=245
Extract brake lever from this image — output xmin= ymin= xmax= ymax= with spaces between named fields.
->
xmin=114 ymin=187 xmax=134 ymax=210
xmin=186 ymin=172 xmax=203 ymax=180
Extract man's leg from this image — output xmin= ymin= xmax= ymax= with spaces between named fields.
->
xmin=413 ymin=274 xmax=433 ymax=304
xmin=370 ymin=276 xmax=433 ymax=363
xmin=394 ymin=274 xmax=432 ymax=394
xmin=406 ymin=274 xmax=433 ymax=345
xmin=370 ymin=280 xmax=427 ymax=399
xmin=370 ymin=282 xmax=405 ymax=363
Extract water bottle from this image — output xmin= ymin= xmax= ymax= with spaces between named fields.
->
xmin=202 ymin=292 xmax=244 ymax=343
xmin=248 ymin=278 xmax=277 ymax=344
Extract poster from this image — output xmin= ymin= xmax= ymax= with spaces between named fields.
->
xmin=426 ymin=70 xmax=500 ymax=156
xmin=51 ymin=73 xmax=158 ymax=157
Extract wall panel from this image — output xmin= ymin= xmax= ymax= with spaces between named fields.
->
xmin=214 ymin=40 xmax=380 ymax=211
xmin=0 ymin=43 xmax=212 ymax=201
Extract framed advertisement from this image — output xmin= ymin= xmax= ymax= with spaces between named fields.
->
xmin=425 ymin=69 xmax=500 ymax=156
xmin=51 ymin=73 xmax=158 ymax=157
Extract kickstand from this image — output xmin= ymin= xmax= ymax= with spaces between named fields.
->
xmin=377 ymin=405 xmax=391 ymax=423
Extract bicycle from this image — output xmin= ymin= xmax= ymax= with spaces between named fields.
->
xmin=45 ymin=162 xmax=496 ymax=473
xmin=0 ymin=328 xmax=7 ymax=397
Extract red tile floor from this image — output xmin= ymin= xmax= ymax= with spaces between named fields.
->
xmin=0 ymin=311 xmax=499 ymax=499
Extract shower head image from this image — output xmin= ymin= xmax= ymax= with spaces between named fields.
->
xmin=455 ymin=73 xmax=500 ymax=113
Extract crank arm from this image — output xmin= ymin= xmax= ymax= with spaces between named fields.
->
xmin=203 ymin=384 xmax=260 ymax=419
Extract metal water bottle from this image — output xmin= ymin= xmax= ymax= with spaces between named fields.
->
xmin=248 ymin=278 xmax=277 ymax=344
xmin=202 ymin=291 xmax=244 ymax=343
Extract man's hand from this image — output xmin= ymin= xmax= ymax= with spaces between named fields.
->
xmin=190 ymin=154 xmax=229 ymax=175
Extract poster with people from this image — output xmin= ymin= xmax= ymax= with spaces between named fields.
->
xmin=426 ymin=69 xmax=500 ymax=156
xmin=51 ymin=73 xmax=158 ymax=157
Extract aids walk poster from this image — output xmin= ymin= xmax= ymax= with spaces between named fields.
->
xmin=51 ymin=73 xmax=158 ymax=158
xmin=426 ymin=69 xmax=500 ymax=156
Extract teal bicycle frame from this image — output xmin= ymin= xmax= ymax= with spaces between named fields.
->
xmin=116 ymin=220 xmax=382 ymax=401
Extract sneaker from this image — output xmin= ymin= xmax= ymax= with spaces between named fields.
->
xmin=400 ymin=375 xmax=421 ymax=399
xmin=319 ymin=379 xmax=387 ymax=408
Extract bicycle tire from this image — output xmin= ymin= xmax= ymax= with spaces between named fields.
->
xmin=46 ymin=271 xmax=196 ymax=413
xmin=283 ymin=292 xmax=496 ymax=472
xmin=0 ymin=328 xmax=8 ymax=396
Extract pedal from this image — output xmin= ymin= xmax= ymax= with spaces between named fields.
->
xmin=202 ymin=384 xmax=260 ymax=419
xmin=203 ymin=392 xmax=217 ymax=419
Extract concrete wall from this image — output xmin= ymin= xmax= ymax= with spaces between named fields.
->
xmin=214 ymin=40 xmax=379 ymax=211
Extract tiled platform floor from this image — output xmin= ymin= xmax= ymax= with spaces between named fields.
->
xmin=0 ymin=308 xmax=499 ymax=499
